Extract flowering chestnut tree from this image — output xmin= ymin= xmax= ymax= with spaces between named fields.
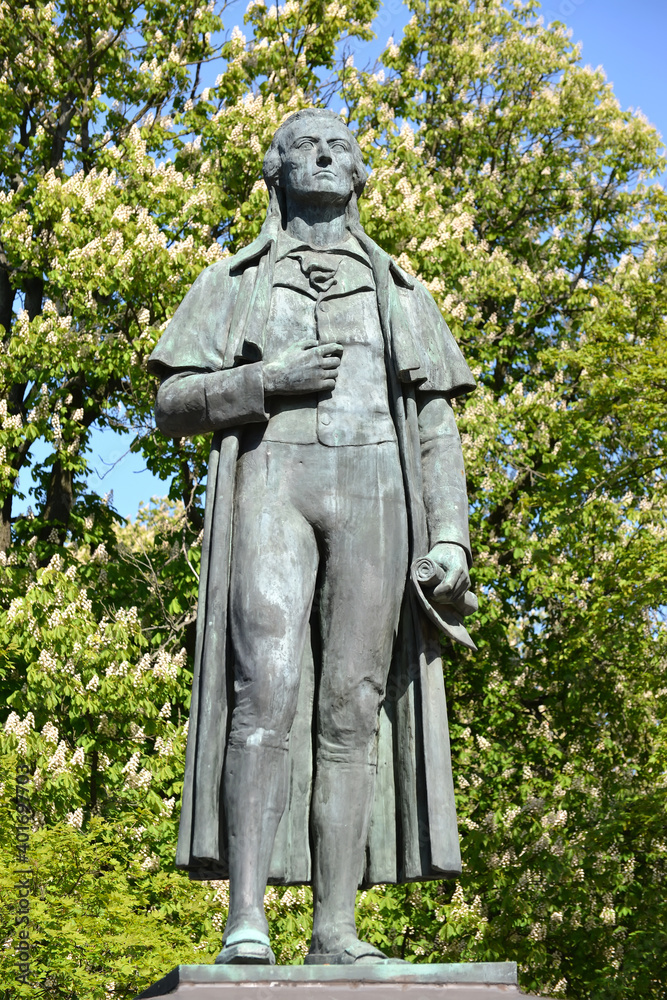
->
xmin=1 ymin=0 xmax=666 ymax=998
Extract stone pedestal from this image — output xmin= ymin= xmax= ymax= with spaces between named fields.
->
xmin=135 ymin=962 xmax=548 ymax=999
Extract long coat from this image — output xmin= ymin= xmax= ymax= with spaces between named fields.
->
xmin=148 ymin=220 xmax=476 ymax=885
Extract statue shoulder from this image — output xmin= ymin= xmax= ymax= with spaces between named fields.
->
xmin=385 ymin=258 xmax=436 ymax=310
xmin=394 ymin=269 xmax=445 ymax=326
xmin=190 ymin=256 xmax=235 ymax=291
xmin=147 ymin=234 xmax=276 ymax=377
xmin=147 ymin=257 xmax=244 ymax=377
xmin=177 ymin=229 xmax=275 ymax=298
xmin=389 ymin=258 xmax=477 ymax=399
xmin=355 ymin=231 xmax=442 ymax=311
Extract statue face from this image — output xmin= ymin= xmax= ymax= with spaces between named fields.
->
xmin=280 ymin=118 xmax=356 ymax=207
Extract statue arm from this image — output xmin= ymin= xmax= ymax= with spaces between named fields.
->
xmin=417 ymin=391 xmax=471 ymax=565
xmin=155 ymin=364 xmax=269 ymax=438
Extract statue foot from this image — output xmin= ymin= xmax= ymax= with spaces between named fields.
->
xmin=305 ymin=938 xmax=408 ymax=966
xmin=214 ymin=927 xmax=276 ymax=966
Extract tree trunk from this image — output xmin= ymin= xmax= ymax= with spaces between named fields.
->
xmin=0 ymin=261 xmax=14 ymax=338
xmin=41 ymin=458 xmax=74 ymax=535
xmin=0 ymin=494 xmax=11 ymax=554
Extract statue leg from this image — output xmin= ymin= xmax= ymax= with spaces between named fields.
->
xmin=309 ymin=442 xmax=408 ymax=958
xmin=223 ymin=443 xmax=319 ymax=949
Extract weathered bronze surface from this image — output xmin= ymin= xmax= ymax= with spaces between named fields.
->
xmin=148 ymin=108 xmax=476 ymax=966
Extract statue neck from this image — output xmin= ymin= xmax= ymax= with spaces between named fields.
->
xmin=284 ymin=199 xmax=349 ymax=249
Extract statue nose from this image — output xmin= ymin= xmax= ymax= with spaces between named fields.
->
xmin=316 ymin=144 xmax=332 ymax=165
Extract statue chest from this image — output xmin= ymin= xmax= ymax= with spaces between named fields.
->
xmin=263 ymin=258 xmax=396 ymax=447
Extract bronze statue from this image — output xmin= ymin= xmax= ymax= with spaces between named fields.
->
xmin=148 ymin=108 xmax=476 ymax=966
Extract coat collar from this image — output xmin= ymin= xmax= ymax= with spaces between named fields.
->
xmin=228 ymin=231 xmax=275 ymax=275
xmin=228 ymin=221 xmax=415 ymax=291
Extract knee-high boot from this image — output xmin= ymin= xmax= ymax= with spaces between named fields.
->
xmin=309 ymin=755 xmax=376 ymax=952
xmin=222 ymin=742 xmax=289 ymax=939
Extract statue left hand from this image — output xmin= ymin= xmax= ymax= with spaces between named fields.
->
xmin=427 ymin=542 xmax=470 ymax=604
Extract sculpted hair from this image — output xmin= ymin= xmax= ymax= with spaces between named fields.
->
xmin=262 ymin=108 xmax=368 ymax=226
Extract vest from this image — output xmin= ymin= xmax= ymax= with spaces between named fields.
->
xmin=263 ymin=236 xmax=396 ymax=447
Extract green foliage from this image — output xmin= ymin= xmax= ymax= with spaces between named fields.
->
xmin=0 ymin=790 xmax=217 ymax=999
xmin=0 ymin=0 xmax=665 ymax=997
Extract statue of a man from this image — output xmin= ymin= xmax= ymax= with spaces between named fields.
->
xmin=148 ymin=108 xmax=476 ymax=966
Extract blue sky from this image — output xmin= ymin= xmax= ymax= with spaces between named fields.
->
xmin=551 ymin=0 xmax=666 ymax=145
xmin=31 ymin=0 xmax=665 ymax=521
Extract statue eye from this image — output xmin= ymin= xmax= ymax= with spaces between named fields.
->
xmin=296 ymin=139 xmax=315 ymax=149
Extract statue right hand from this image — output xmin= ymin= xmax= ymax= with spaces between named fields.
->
xmin=262 ymin=339 xmax=343 ymax=396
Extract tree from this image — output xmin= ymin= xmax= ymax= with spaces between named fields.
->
xmin=1 ymin=0 xmax=665 ymax=997
xmin=339 ymin=2 xmax=667 ymax=996
xmin=0 ymin=2 xmax=380 ymax=996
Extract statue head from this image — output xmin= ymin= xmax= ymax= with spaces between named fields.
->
xmin=262 ymin=108 xmax=368 ymax=227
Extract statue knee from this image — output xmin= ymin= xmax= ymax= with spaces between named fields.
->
xmin=318 ymin=677 xmax=383 ymax=755
xmin=229 ymin=680 xmax=299 ymax=751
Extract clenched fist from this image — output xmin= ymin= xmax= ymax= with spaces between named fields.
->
xmin=262 ymin=339 xmax=343 ymax=396
xmin=427 ymin=541 xmax=470 ymax=604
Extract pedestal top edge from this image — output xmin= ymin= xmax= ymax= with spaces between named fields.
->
xmin=167 ymin=962 xmax=518 ymax=985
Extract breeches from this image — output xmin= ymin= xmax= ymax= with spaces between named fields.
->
xmin=228 ymin=435 xmax=409 ymax=764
